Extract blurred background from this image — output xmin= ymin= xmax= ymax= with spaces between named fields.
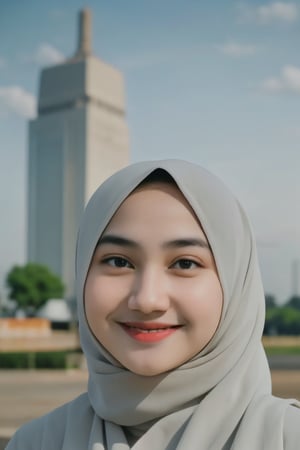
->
xmin=0 ymin=1 xmax=300 ymax=448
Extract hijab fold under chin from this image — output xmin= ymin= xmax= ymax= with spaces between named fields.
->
xmin=72 ymin=159 xmax=300 ymax=449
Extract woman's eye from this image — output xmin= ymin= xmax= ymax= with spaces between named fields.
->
xmin=102 ymin=257 xmax=133 ymax=268
xmin=171 ymin=259 xmax=200 ymax=270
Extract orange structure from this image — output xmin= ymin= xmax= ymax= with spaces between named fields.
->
xmin=0 ymin=318 xmax=51 ymax=339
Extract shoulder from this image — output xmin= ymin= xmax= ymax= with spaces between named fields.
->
xmin=5 ymin=393 xmax=92 ymax=450
xmin=283 ymin=403 xmax=300 ymax=449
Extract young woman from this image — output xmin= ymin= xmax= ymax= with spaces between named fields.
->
xmin=6 ymin=159 xmax=300 ymax=449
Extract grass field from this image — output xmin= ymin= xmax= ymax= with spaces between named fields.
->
xmin=263 ymin=336 xmax=300 ymax=356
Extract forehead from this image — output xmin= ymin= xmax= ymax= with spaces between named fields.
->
xmin=101 ymin=181 xmax=207 ymax=239
xmin=133 ymin=180 xmax=191 ymax=204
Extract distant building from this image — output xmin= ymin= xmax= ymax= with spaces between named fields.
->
xmin=27 ymin=9 xmax=129 ymax=298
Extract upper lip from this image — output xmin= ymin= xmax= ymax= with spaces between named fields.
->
xmin=119 ymin=322 xmax=181 ymax=330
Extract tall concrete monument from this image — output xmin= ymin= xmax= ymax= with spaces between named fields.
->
xmin=27 ymin=9 xmax=129 ymax=298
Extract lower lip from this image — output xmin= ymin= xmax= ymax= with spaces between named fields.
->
xmin=120 ymin=325 xmax=179 ymax=343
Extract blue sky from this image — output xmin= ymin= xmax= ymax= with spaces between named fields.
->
xmin=0 ymin=0 xmax=299 ymax=304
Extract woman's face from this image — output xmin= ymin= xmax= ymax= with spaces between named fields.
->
xmin=84 ymin=182 xmax=223 ymax=376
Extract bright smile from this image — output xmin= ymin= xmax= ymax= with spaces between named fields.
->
xmin=119 ymin=322 xmax=182 ymax=343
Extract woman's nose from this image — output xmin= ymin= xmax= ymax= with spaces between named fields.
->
xmin=128 ymin=267 xmax=170 ymax=314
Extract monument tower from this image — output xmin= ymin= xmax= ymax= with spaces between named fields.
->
xmin=27 ymin=9 xmax=129 ymax=298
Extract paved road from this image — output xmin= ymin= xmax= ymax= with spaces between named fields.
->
xmin=0 ymin=369 xmax=88 ymax=449
xmin=268 ymin=354 xmax=300 ymax=370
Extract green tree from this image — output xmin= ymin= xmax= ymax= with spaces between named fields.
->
xmin=265 ymin=294 xmax=277 ymax=309
xmin=264 ymin=307 xmax=280 ymax=335
xmin=6 ymin=263 xmax=64 ymax=315
xmin=265 ymin=306 xmax=300 ymax=335
xmin=286 ymin=295 xmax=300 ymax=310
xmin=276 ymin=307 xmax=300 ymax=335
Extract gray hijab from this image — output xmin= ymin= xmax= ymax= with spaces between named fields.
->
xmin=75 ymin=159 xmax=299 ymax=449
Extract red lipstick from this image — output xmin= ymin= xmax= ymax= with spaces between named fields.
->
xmin=119 ymin=322 xmax=180 ymax=343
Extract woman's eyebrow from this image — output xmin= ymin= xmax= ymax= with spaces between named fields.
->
xmin=162 ymin=238 xmax=210 ymax=250
xmin=97 ymin=234 xmax=139 ymax=248
xmin=97 ymin=235 xmax=210 ymax=251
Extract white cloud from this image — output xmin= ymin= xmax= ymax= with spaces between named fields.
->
xmin=33 ymin=43 xmax=65 ymax=66
xmin=256 ymin=2 xmax=298 ymax=23
xmin=261 ymin=77 xmax=283 ymax=92
xmin=217 ymin=41 xmax=256 ymax=57
xmin=237 ymin=2 xmax=298 ymax=24
xmin=0 ymin=86 xmax=36 ymax=118
xmin=282 ymin=65 xmax=300 ymax=90
xmin=261 ymin=65 xmax=300 ymax=93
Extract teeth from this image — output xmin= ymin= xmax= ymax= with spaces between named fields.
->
xmin=128 ymin=326 xmax=170 ymax=333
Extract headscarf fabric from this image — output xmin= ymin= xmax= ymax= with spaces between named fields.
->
xmin=75 ymin=159 xmax=299 ymax=449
